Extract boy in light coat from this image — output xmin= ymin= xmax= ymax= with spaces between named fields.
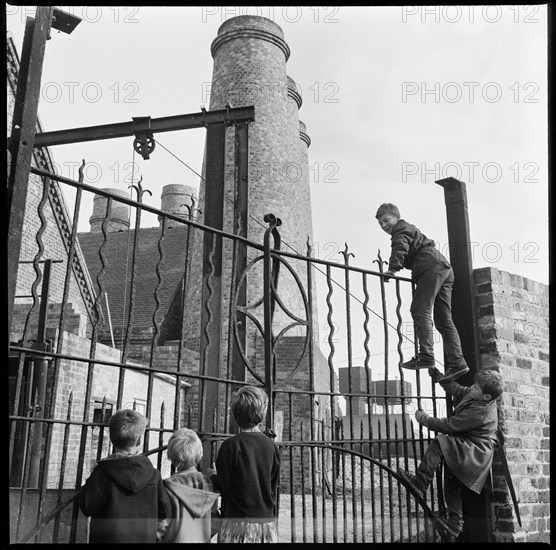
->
xmin=157 ymin=428 xmax=220 ymax=543
xmin=399 ymin=369 xmax=504 ymax=540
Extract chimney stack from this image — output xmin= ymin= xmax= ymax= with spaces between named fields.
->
xmin=89 ymin=189 xmax=130 ymax=233
xmin=159 ymin=184 xmax=198 ymax=228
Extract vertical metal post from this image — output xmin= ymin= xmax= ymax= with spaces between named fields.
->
xmin=200 ymin=122 xmax=226 ymax=437
xmin=435 ymin=177 xmax=490 ymax=542
xmin=263 ymin=214 xmax=281 ymax=432
xmin=231 ymin=121 xmax=249 ymax=384
xmin=435 ymin=177 xmax=481 ymax=381
xmin=7 ymin=7 xmax=54 ymax=331
xmin=28 ymin=259 xmax=53 ymax=488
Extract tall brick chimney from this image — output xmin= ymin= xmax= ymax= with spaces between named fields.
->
xmin=204 ymin=16 xmax=314 ymax=251
xmin=204 ymin=15 xmax=315 ymax=321
xmin=89 ymin=189 xmax=130 ymax=233
xmin=159 ymin=184 xmax=198 ymax=228
xmin=183 ymin=15 xmax=321 ymax=390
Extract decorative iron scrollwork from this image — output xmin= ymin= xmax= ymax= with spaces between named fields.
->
xmin=231 ymin=214 xmax=311 ymax=385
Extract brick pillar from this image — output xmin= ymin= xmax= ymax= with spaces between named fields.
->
xmin=475 ymin=267 xmax=549 ymax=543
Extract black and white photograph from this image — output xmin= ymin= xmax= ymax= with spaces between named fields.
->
xmin=7 ymin=5 xmax=549 ymax=545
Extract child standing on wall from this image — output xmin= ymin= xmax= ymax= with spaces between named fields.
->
xmin=79 ymin=409 xmax=171 ymax=544
xmin=208 ymin=385 xmax=281 ymax=543
xmin=398 ymin=368 xmax=504 ymax=541
xmin=157 ymin=427 xmax=221 ymax=543
xmin=375 ymin=203 xmax=469 ymax=381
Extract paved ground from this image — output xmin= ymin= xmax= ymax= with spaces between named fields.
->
xmin=277 ymin=492 xmax=441 ymax=543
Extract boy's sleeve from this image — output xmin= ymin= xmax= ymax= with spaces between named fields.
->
xmin=156 ymin=472 xmax=172 ymax=519
xmin=416 ymin=407 xmax=487 ymax=434
xmin=79 ymin=467 xmax=108 ymax=517
xmin=213 ymin=444 xmax=233 ymax=495
xmin=271 ymin=444 xmax=281 ymax=496
xmin=157 ymin=518 xmax=170 ymax=542
xmin=438 ymin=379 xmax=471 ymax=405
xmin=388 ymin=227 xmax=412 ymax=272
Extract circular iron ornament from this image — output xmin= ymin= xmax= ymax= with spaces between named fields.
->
xmin=232 ymin=252 xmax=311 ymax=385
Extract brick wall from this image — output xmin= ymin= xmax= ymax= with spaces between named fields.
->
xmin=475 ymin=267 xmax=549 ymax=543
xmin=42 ymin=331 xmax=184 ymax=487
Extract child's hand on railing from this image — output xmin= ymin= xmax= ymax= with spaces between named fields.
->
xmin=383 ymin=270 xmax=395 ymax=282
xmin=415 ymin=409 xmax=427 ymax=424
xmin=428 ymin=367 xmax=443 ymax=383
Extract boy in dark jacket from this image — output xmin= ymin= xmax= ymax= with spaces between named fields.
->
xmin=79 ymin=409 xmax=171 ymax=543
xmin=376 ymin=203 xmax=468 ymax=381
xmin=399 ymin=369 xmax=504 ymax=540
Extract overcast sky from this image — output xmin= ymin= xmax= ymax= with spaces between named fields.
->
xmin=7 ymin=5 xmax=548 ymax=285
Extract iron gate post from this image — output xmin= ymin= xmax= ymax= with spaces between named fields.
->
xmin=28 ymin=259 xmax=53 ymax=488
xmin=7 ymin=8 xmax=54 ymax=333
xmin=263 ymin=214 xmax=281 ymax=432
xmin=435 ymin=177 xmax=492 ymax=542
xmin=435 ymin=177 xmax=481 ymax=381
xmin=200 ymin=122 xmax=226 ymax=436
xmin=231 ymin=121 xmax=249 ymax=384
xmin=7 ymin=7 xmax=80 ymax=333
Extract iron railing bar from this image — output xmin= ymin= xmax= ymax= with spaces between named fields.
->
xmin=8 ymin=351 xmax=28 ymax=479
xmin=7 ymin=346 xmax=227 ymax=382
xmin=174 ymin=217 xmax=194 ymax=431
xmin=299 ymin=423 xmax=307 ymax=542
xmin=288 ymin=393 xmax=295 ymax=543
xmin=368 ymin=409 xmax=378 ymax=542
xmin=29 ymin=166 xmax=266 ymax=251
xmin=121 ymin=189 xmax=143 ymax=368
xmin=143 ymin=209 xmax=164 ymax=450
xmin=15 ymin=403 xmax=38 ymax=542
xmin=52 ymin=392 xmax=73 ymax=542
xmin=269 ymin=246 xmax=412 ymax=281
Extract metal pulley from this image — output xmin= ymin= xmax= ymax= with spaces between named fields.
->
xmin=132 ymin=116 xmax=155 ymax=159
xmin=133 ymin=133 xmax=155 ymax=160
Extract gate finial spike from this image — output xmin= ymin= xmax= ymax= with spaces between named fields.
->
xmin=78 ymin=159 xmax=86 ymax=183
xmin=339 ymin=242 xmax=354 ymax=265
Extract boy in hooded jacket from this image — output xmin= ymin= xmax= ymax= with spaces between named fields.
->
xmin=79 ymin=409 xmax=171 ymax=543
xmin=157 ymin=428 xmax=220 ymax=543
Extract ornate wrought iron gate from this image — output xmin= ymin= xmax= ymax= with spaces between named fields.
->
xmin=8 ymin=166 xmax=451 ymax=542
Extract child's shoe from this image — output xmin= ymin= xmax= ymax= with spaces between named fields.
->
xmin=439 ymin=364 xmax=469 ymax=382
xmin=435 ymin=517 xmax=462 ymax=542
xmin=400 ymin=355 xmax=435 ymax=370
xmin=397 ymin=468 xmax=427 ymax=499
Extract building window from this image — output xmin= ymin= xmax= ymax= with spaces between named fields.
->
xmin=93 ymin=400 xmax=114 ymax=424
xmin=131 ymin=398 xmax=146 ymax=416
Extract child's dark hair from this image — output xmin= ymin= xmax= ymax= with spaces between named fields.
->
xmin=109 ymin=409 xmax=148 ymax=449
xmin=231 ymin=386 xmax=268 ymax=429
xmin=475 ymin=370 xmax=504 ymax=400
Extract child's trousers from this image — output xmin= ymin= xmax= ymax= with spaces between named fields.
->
xmin=416 ymin=438 xmax=464 ymax=534
xmin=410 ymin=262 xmax=466 ymax=368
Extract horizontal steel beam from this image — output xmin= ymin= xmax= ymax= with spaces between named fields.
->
xmin=33 ymin=106 xmax=255 ymax=148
